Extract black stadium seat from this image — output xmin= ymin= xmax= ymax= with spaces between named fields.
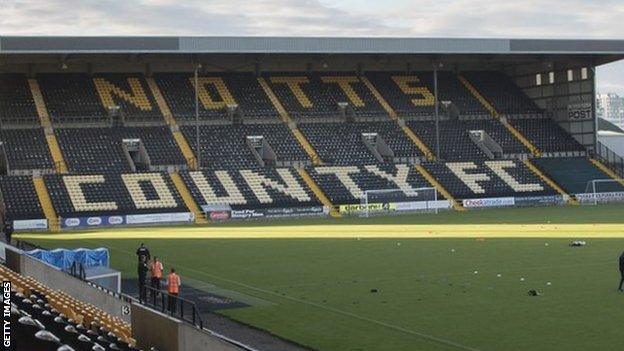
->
xmin=44 ymin=172 xmax=187 ymax=218
xmin=0 ymin=74 xmax=39 ymax=125
xmin=0 ymin=175 xmax=45 ymax=220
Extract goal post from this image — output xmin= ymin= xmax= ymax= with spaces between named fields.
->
xmin=580 ymin=179 xmax=624 ymax=205
xmin=359 ymin=187 xmax=439 ymax=218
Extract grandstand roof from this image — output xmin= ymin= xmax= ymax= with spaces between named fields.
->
xmin=1 ymin=36 xmax=624 ymax=57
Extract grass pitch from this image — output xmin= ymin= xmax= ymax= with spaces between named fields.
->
xmin=18 ymin=205 xmax=624 ymax=351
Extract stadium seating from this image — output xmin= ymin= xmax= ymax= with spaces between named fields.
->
xmin=265 ymin=73 xmax=386 ymax=119
xmin=508 ymin=119 xmax=585 ymax=154
xmin=407 ymin=120 xmax=488 ymax=160
xmin=1 ymin=128 xmax=55 ymax=171
xmin=407 ymin=119 xmax=531 ymax=160
xmin=0 ymin=69 xmax=606 ymax=223
xmin=38 ymin=73 xmax=163 ymax=122
xmin=180 ymin=123 xmax=308 ymax=168
xmin=462 ymin=71 xmax=543 ymax=116
xmin=44 ymin=172 xmax=187 ymax=217
xmin=299 ymin=121 xmax=423 ymax=164
xmin=38 ymin=73 xmax=107 ymax=121
xmin=365 ymin=71 xmax=489 ymax=118
xmin=532 ymin=157 xmax=624 ymax=194
xmin=422 ymin=160 xmax=556 ymax=199
xmin=0 ymin=74 xmax=39 ymax=125
xmin=3 ymin=264 xmax=138 ymax=351
xmin=0 ymin=175 xmax=45 ymax=220
xmin=181 ymin=167 xmax=320 ymax=209
xmin=56 ymin=127 xmax=185 ymax=173
xmin=92 ymin=74 xmax=162 ymax=121
xmin=155 ymin=73 xmax=278 ymax=121
xmin=306 ymin=163 xmax=432 ymax=205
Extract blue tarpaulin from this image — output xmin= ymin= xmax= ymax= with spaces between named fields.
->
xmin=26 ymin=248 xmax=109 ymax=270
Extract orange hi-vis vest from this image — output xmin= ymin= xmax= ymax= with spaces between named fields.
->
xmin=150 ymin=261 xmax=163 ymax=279
xmin=168 ymin=273 xmax=180 ymax=294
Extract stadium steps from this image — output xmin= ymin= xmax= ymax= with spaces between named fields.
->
xmin=590 ymin=159 xmax=624 ymax=187
xmin=33 ymin=176 xmax=60 ymax=231
xmin=415 ymin=164 xmax=465 ymax=211
xmin=259 ymin=77 xmax=323 ymax=165
xmin=146 ymin=77 xmax=177 ymax=125
xmin=522 ymin=158 xmax=578 ymax=205
xmin=360 ymin=77 xmax=433 ymax=160
xmin=28 ymin=79 xmax=69 ymax=173
xmin=27 ymin=79 xmax=52 ymax=128
xmin=360 ymin=76 xmax=398 ymax=119
xmin=531 ymin=157 xmax=624 ymax=195
xmin=297 ymin=168 xmax=341 ymax=218
xmin=170 ymin=171 xmax=207 ymax=224
xmin=146 ymin=77 xmax=199 ymax=170
xmin=258 ymin=77 xmax=293 ymax=123
xmin=45 ymin=133 xmax=69 ymax=173
xmin=292 ymin=128 xmax=323 ymax=165
xmin=402 ymin=126 xmax=435 ymax=161
xmin=458 ymin=75 xmax=541 ymax=157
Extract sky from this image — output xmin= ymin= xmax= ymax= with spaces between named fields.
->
xmin=1 ymin=0 xmax=624 ymax=94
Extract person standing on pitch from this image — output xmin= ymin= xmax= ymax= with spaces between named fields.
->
xmin=150 ymin=256 xmax=164 ymax=293
xmin=619 ymin=251 xmax=624 ymax=291
xmin=138 ymin=256 xmax=149 ymax=302
xmin=167 ymin=268 xmax=181 ymax=313
xmin=136 ymin=243 xmax=151 ymax=263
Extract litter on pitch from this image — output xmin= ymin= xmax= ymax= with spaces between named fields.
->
xmin=520 ymin=277 xmax=525 ymax=282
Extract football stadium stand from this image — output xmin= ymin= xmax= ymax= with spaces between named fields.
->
xmin=0 ymin=36 xmax=622 ymax=229
xmin=2 ymin=35 xmax=624 ymax=350
xmin=3 ymin=264 xmax=137 ymax=351
xmin=0 ymin=68 xmax=619 ymax=223
xmin=0 ymin=74 xmax=39 ymax=125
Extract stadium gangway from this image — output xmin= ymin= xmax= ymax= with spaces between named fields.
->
xmin=596 ymin=141 xmax=624 ymax=179
xmin=142 ymin=284 xmax=204 ymax=329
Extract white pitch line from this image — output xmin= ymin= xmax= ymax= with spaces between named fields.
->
xmin=99 ymin=241 xmax=481 ymax=351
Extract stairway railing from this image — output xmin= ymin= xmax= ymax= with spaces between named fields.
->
xmin=595 ymin=141 xmax=624 ymax=178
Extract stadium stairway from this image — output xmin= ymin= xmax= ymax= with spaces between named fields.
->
xmin=358 ymin=76 xmax=434 ymax=159
xmin=360 ymin=76 xmax=398 ymax=119
xmin=589 ymin=159 xmax=624 ymax=187
xmin=522 ymin=158 xmax=578 ymax=205
xmin=402 ymin=125 xmax=434 ymax=160
xmin=258 ymin=77 xmax=323 ymax=165
xmin=33 ymin=176 xmax=60 ymax=231
xmin=458 ymin=74 xmax=541 ymax=156
xmin=297 ymin=168 xmax=341 ymax=218
xmin=414 ymin=164 xmax=464 ymax=211
xmin=532 ymin=157 xmax=624 ymax=195
xmin=170 ymin=172 xmax=207 ymax=224
xmin=147 ymin=77 xmax=198 ymax=170
xmin=28 ymin=78 xmax=69 ymax=173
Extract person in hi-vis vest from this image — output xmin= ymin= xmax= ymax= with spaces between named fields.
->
xmin=150 ymin=256 xmax=164 ymax=291
xmin=167 ymin=268 xmax=181 ymax=313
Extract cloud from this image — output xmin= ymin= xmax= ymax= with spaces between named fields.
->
xmin=1 ymin=0 xmax=624 ymax=93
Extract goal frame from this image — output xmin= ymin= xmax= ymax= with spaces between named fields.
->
xmin=360 ymin=187 xmax=438 ymax=218
xmin=582 ymin=179 xmax=624 ymax=205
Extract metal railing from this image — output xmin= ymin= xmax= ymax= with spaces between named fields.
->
xmin=595 ymin=141 xmax=624 ymax=178
xmin=141 ymin=285 xmax=204 ymax=329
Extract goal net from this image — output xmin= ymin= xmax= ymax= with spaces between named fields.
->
xmin=358 ymin=187 xmax=439 ymax=218
xmin=580 ymin=179 xmax=624 ymax=205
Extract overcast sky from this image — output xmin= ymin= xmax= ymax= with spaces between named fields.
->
xmin=1 ymin=0 xmax=623 ymax=94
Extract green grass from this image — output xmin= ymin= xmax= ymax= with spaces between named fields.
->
xmin=21 ymin=205 xmax=624 ymax=351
